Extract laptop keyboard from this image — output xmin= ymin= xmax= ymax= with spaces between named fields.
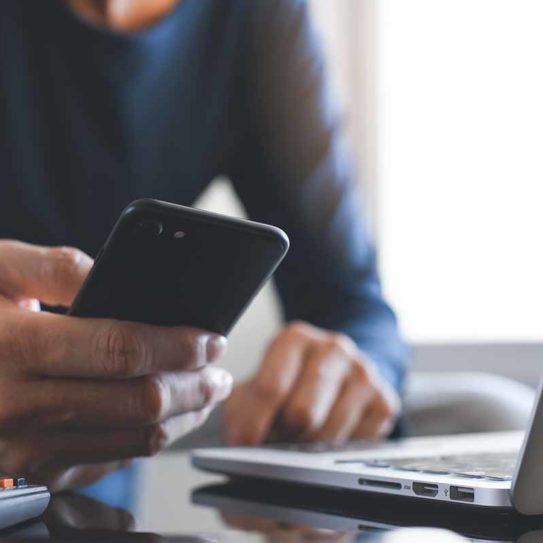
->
xmin=268 ymin=440 xmax=401 ymax=453
xmin=336 ymin=451 xmax=517 ymax=481
xmin=268 ymin=441 xmax=518 ymax=482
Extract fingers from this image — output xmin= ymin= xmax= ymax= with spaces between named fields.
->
xmin=0 ymin=409 xmax=213 ymax=476
xmin=310 ymin=371 xmax=374 ymax=442
xmin=0 ymin=367 xmax=233 ymax=429
xmin=225 ymin=321 xmax=402 ymax=445
xmin=224 ymin=323 xmax=314 ymax=445
xmin=279 ymin=338 xmax=352 ymax=439
xmin=0 ymin=240 xmax=93 ymax=307
xmin=353 ymin=382 xmax=401 ymax=439
xmin=0 ymin=310 xmax=227 ymax=378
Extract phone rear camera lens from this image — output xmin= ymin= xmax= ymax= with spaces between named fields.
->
xmin=134 ymin=220 xmax=163 ymax=238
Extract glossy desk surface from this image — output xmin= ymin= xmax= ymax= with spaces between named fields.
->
xmin=4 ymin=453 xmax=543 ymax=543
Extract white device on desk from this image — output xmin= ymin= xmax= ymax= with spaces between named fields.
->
xmin=0 ymin=477 xmax=50 ymax=529
xmin=192 ymin=379 xmax=543 ymax=515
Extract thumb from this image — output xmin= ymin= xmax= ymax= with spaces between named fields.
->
xmin=0 ymin=240 xmax=93 ymax=307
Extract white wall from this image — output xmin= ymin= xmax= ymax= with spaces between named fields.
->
xmin=377 ymin=0 xmax=543 ymax=343
xmin=310 ymin=0 xmax=380 ymax=229
xmin=195 ymin=0 xmax=543 ymax=373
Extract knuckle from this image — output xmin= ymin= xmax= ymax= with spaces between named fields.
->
xmin=139 ymin=375 xmax=167 ymax=423
xmin=95 ymin=325 xmax=144 ymax=377
xmin=317 ymin=341 xmax=342 ymax=363
xmin=253 ymin=377 xmax=284 ymax=403
xmin=285 ymin=321 xmax=312 ymax=339
xmin=328 ymin=332 xmax=355 ymax=354
xmin=197 ymin=374 xmax=215 ymax=407
xmin=352 ymin=359 xmax=370 ymax=383
xmin=143 ymin=423 xmax=168 ymax=457
xmin=43 ymin=246 xmax=85 ymax=285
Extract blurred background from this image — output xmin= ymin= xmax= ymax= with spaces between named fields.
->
xmin=194 ymin=0 xmax=543 ymax=384
xmin=138 ymin=0 xmax=543 ymax=526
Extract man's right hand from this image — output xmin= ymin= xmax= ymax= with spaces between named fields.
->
xmin=0 ymin=240 xmax=231 ymax=491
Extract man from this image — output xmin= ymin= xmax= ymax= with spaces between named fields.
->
xmin=0 ymin=0 xmax=407 ymax=504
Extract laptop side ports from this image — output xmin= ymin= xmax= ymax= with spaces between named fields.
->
xmin=358 ymin=478 xmax=402 ymax=490
xmin=450 ymin=486 xmax=475 ymax=502
xmin=412 ymin=482 xmax=438 ymax=497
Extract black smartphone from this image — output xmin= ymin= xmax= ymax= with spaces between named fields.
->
xmin=69 ymin=199 xmax=289 ymax=335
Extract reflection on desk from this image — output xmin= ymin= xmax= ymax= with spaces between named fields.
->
xmin=1 ymin=453 xmax=542 ymax=542
xmin=5 ymin=494 xmax=217 ymax=543
xmin=5 ymin=492 xmax=469 ymax=543
xmin=192 ymin=480 xmax=543 ymax=543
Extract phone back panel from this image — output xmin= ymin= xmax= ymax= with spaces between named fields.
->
xmin=69 ymin=200 xmax=289 ymax=335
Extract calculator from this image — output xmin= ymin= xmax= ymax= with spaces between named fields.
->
xmin=0 ymin=477 xmax=50 ymax=530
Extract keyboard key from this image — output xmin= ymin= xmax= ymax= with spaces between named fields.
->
xmin=453 ymin=472 xmax=486 ymax=479
xmin=365 ymin=460 xmax=391 ymax=468
xmin=367 ymin=451 xmax=518 ymax=480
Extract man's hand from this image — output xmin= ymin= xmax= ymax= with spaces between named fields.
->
xmin=224 ymin=322 xmax=400 ymax=445
xmin=0 ymin=240 xmax=232 ymax=491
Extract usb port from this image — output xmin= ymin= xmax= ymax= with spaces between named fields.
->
xmin=413 ymin=482 xmax=438 ymax=497
xmin=450 ymin=486 xmax=474 ymax=502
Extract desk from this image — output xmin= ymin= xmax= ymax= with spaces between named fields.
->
xmin=7 ymin=453 xmax=543 ymax=542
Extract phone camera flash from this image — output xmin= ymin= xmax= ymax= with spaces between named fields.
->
xmin=174 ymin=231 xmax=186 ymax=239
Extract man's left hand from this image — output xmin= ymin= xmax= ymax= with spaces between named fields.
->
xmin=224 ymin=322 xmax=400 ymax=445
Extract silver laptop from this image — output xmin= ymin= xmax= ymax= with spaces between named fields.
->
xmin=192 ymin=380 xmax=543 ymax=515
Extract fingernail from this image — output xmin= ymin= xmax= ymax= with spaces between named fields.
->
xmin=208 ymin=368 xmax=233 ymax=401
xmin=206 ymin=335 xmax=227 ymax=362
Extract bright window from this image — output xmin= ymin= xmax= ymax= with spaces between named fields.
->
xmin=312 ymin=1 xmax=543 ymax=343
xmin=376 ymin=1 xmax=543 ymax=342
